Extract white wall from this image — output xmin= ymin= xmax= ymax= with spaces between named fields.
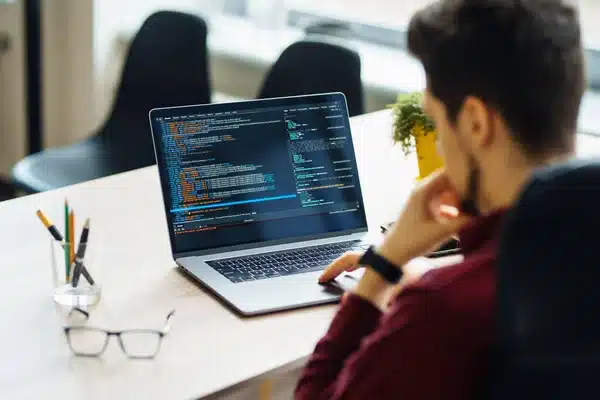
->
xmin=42 ymin=0 xmax=94 ymax=148
xmin=0 ymin=0 xmax=94 ymax=178
xmin=0 ymin=0 xmax=216 ymax=177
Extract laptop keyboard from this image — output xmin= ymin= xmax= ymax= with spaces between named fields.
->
xmin=207 ymin=240 xmax=367 ymax=283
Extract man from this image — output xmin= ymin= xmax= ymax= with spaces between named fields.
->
xmin=295 ymin=0 xmax=584 ymax=399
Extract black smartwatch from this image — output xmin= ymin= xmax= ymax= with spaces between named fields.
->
xmin=359 ymin=246 xmax=402 ymax=284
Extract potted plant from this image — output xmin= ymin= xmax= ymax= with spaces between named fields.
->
xmin=390 ymin=92 xmax=444 ymax=180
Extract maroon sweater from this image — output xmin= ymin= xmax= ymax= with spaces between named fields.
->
xmin=295 ymin=210 xmax=505 ymax=400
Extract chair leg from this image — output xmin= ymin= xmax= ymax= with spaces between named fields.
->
xmin=0 ymin=178 xmax=17 ymax=201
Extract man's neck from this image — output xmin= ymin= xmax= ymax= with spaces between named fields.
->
xmin=481 ymin=150 xmax=574 ymax=213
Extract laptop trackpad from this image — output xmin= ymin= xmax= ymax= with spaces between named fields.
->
xmin=320 ymin=281 xmax=345 ymax=296
xmin=321 ymin=270 xmax=363 ymax=294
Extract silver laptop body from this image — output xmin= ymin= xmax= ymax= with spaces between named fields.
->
xmin=149 ymin=93 xmax=369 ymax=316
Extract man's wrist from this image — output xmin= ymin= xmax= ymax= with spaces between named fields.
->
xmin=352 ymin=269 xmax=394 ymax=310
xmin=376 ymin=235 xmax=411 ymax=268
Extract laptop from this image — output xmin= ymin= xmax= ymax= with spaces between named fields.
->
xmin=149 ymin=93 xmax=370 ymax=316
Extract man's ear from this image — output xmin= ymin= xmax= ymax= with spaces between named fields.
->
xmin=459 ymin=96 xmax=493 ymax=149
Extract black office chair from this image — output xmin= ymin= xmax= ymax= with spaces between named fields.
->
xmin=258 ymin=40 xmax=364 ymax=117
xmin=11 ymin=11 xmax=211 ymax=193
xmin=490 ymin=158 xmax=600 ymax=399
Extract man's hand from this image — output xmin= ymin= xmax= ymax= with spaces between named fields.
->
xmin=377 ymin=169 xmax=473 ymax=266
xmin=320 ymin=170 xmax=471 ymax=283
xmin=318 ymin=169 xmax=471 ymax=309
xmin=319 ymin=251 xmax=440 ymax=309
xmin=318 ymin=251 xmax=363 ymax=283
xmin=319 ymin=252 xmax=393 ymax=309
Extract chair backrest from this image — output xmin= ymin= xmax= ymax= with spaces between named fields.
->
xmin=100 ymin=11 xmax=211 ymax=170
xmin=491 ymin=158 xmax=600 ymax=399
xmin=258 ymin=40 xmax=364 ymax=117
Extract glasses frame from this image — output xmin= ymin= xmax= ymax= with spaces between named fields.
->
xmin=63 ymin=308 xmax=175 ymax=359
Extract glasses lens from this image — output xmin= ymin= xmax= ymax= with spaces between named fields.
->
xmin=119 ymin=331 xmax=162 ymax=358
xmin=67 ymin=328 xmax=108 ymax=356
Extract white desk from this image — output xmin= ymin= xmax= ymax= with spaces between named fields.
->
xmin=1 ymin=110 xmax=599 ymax=399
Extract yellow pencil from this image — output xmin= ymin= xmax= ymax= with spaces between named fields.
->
xmin=69 ymin=210 xmax=75 ymax=265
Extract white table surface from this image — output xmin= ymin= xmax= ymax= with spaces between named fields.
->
xmin=1 ymin=110 xmax=599 ymax=399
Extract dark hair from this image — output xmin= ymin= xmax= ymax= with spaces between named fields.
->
xmin=408 ymin=0 xmax=584 ymax=157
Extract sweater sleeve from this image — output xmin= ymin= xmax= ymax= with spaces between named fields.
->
xmin=295 ymin=285 xmax=481 ymax=400
xmin=295 ymin=294 xmax=381 ymax=399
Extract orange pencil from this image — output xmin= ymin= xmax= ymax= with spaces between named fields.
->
xmin=69 ymin=210 xmax=75 ymax=265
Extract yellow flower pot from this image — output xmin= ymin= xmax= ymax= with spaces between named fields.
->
xmin=413 ymin=124 xmax=444 ymax=180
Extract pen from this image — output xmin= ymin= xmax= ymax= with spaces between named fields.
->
xmin=380 ymin=222 xmax=393 ymax=234
xmin=36 ymin=209 xmax=94 ymax=286
xmin=38 ymin=209 xmax=61 ymax=287
xmin=36 ymin=210 xmax=64 ymax=241
xmin=71 ymin=219 xmax=94 ymax=287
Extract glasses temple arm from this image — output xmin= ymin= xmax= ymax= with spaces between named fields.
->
xmin=161 ymin=309 xmax=176 ymax=334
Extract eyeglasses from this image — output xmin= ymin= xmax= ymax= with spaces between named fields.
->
xmin=63 ymin=308 xmax=175 ymax=359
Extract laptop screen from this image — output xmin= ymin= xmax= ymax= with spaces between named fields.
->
xmin=149 ymin=93 xmax=368 ymax=255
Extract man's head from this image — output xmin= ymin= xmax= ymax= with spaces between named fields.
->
xmin=408 ymin=0 xmax=584 ymax=214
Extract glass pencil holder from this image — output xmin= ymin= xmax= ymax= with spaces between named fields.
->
xmin=49 ymin=237 xmax=102 ymax=308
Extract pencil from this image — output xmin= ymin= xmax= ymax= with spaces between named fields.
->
xmin=69 ymin=210 xmax=75 ymax=266
xmin=65 ymin=200 xmax=70 ymax=282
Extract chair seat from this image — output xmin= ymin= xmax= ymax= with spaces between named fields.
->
xmin=11 ymin=137 xmax=123 ymax=193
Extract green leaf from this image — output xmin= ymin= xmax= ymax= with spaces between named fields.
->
xmin=388 ymin=92 xmax=435 ymax=155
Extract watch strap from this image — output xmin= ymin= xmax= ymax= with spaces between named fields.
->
xmin=359 ymin=246 xmax=402 ymax=283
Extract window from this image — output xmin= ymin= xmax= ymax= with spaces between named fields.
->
xmin=287 ymin=0 xmax=600 ymax=47
xmin=234 ymin=0 xmax=600 ymax=89
xmin=580 ymin=0 xmax=600 ymax=49
xmin=285 ymin=0 xmax=420 ymax=30
xmin=579 ymin=0 xmax=600 ymax=88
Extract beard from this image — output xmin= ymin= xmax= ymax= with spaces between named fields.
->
xmin=458 ymin=157 xmax=482 ymax=217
